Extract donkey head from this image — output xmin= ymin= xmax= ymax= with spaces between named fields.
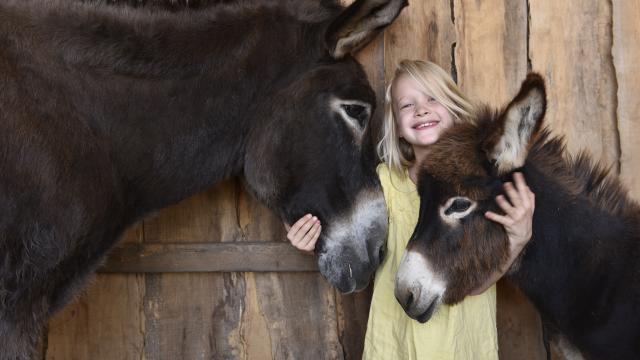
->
xmin=394 ymin=74 xmax=546 ymax=321
xmin=244 ymin=0 xmax=407 ymax=293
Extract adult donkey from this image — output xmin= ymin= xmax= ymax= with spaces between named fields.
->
xmin=0 ymin=0 xmax=407 ymax=358
xmin=394 ymin=74 xmax=640 ymax=359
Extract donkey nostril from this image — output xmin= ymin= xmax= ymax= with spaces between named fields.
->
xmin=406 ymin=291 xmax=414 ymax=309
xmin=378 ymin=245 xmax=385 ymax=263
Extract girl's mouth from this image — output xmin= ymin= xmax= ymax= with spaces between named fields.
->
xmin=413 ymin=121 xmax=439 ymax=130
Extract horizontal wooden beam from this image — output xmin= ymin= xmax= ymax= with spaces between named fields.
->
xmin=99 ymin=242 xmax=319 ymax=273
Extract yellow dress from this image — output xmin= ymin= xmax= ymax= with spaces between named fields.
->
xmin=362 ymin=164 xmax=499 ymax=360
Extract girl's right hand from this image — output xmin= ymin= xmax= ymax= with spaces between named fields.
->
xmin=285 ymin=214 xmax=321 ymax=252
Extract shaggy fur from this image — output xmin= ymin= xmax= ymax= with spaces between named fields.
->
xmin=401 ymin=74 xmax=640 ymax=359
xmin=0 ymin=0 xmax=407 ymax=358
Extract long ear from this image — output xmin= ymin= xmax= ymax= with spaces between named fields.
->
xmin=325 ymin=0 xmax=408 ymax=59
xmin=483 ymin=73 xmax=547 ymax=175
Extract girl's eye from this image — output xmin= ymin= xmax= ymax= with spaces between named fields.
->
xmin=427 ymin=97 xmax=436 ymax=102
xmin=400 ymin=103 xmax=413 ymax=110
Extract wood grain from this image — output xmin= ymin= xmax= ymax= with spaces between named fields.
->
xmin=613 ymin=1 xmax=640 ymax=199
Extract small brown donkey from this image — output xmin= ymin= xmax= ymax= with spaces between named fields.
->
xmin=395 ymin=74 xmax=640 ymax=359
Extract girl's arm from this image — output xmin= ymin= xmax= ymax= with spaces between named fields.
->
xmin=469 ymin=172 xmax=535 ymax=295
xmin=285 ymin=214 xmax=321 ymax=252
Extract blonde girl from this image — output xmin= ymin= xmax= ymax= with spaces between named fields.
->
xmin=287 ymin=60 xmax=534 ymax=359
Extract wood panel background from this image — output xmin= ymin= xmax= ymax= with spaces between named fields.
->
xmin=41 ymin=0 xmax=640 ymax=359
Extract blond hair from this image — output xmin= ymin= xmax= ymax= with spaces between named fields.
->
xmin=376 ymin=60 xmax=475 ymax=174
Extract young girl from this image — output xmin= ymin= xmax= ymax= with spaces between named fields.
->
xmin=286 ymin=60 xmax=534 ymax=359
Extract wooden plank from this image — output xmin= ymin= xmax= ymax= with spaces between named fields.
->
xmin=529 ymin=0 xmax=618 ymax=169
xmin=239 ymin=184 xmax=346 ymax=359
xmin=100 ymin=242 xmax=318 ymax=273
xmin=613 ymin=1 xmax=640 ymax=199
xmin=384 ymin=0 xmax=456 ymax=81
xmin=251 ymin=272 xmax=344 ymax=359
xmin=454 ymin=0 xmax=528 ymax=106
xmin=335 ymin=286 xmax=373 ymax=360
xmin=141 ymin=181 xmax=247 ymax=359
xmin=46 ymin=227 xmax=145 ymax=360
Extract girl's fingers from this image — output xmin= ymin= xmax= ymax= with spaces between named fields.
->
xmin=502 ymin=182 xmax=523 ymax=209
xmin=301 ymin=222 xmax=321 ymax=251
xmin=513 ymin=173 xmax=532 ymax=209
xmin=287 ymin=214 xmax=314 ymax=244
xmin=288 ymin=214 xmax=311 ymax=236
xmin=495 ymin=194 xmax=515 ymax=216
xmin=485 ymin=211 xmax=513 ymax=227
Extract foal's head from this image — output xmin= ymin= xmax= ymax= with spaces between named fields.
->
xmin=394 ymin=74 xmax=547 ymax=321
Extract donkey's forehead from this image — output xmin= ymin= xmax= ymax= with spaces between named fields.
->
xmin=422 ymin=124 xmax=487 ymax=184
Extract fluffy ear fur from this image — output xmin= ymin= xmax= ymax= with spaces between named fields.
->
xmin=484 ymin=73 xmax=547 ymax=175
xmin=325 ymin=0 xmax=407 ymax=59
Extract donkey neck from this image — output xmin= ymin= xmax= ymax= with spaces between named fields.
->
xmin=510 ymin=144 xmax=640 ymax=332
xmin=4 ymin=1 xmax=327 ymax=215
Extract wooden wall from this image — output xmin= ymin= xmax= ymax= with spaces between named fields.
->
xmin=42 ymin=1 xmax=640 ymax=359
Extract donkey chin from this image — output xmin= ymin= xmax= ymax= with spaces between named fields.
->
xmin=316 ymin=196 xmax=388 ymax=293
xmin=394 ymin=250 xmax=446 ymax=323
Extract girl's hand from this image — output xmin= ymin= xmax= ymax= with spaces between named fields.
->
xmin=485 ymin=172 xmax=535 ymax=255
xmin=470 ymin=172 xmax=535 ymax=295
xmin=285 ymin=214 xmax=321 ymax=252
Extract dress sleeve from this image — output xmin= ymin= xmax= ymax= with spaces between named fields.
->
xmin=375 ymin=163 xmax=392 ymax=216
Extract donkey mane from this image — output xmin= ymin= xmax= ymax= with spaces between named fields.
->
xmin=3 ymin=0 xmax=337 ymax=79
xmin=527 ymin=130 xmax=640 ymax=219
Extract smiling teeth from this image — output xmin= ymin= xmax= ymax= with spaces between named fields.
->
xmin=415 ymin=122 xmax=437 ymax=129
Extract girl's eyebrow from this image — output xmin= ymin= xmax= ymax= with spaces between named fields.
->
xmin=396 ymin=95 xmax=411 ymax=103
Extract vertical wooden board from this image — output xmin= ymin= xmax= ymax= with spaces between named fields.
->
xmin=454 ymin=0 xmax=528 ymax=105
xmin=529 ymin=0 xmax=618 ymax=168
xmin=253 ymin=272 xmax=343 ymax=359
xmin=497 ymin=281 xmax=546 ymax=360
xmin=143 ymin=272 xmax=246 ymax=360
xmin=237 ymin=186 xmax=344 ymax=359
xmin=142 ymin=180 xmax=246 ymax=359
xmin=144 ymin=180 xmax=242 ymax=243
xmin=236 ymin=183 xmax=284 ymax=242
xmin=45 ymin=274 xmax=145 ymax=360
xmin=612 ymin=2 xmax=640 ymax=199
xmin=384 ymin=0 xmax=456 ymax=82
xmin=45 ymin=225 xmax=145 ymax=359
xmin=335 ymin=286 xmax=373 ymax=360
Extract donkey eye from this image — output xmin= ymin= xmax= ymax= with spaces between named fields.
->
xmin=445 ymin=199 xmax=472 ymax=215
xmin=440 ymin=197 xmax=477 ymax=223
xmin=342 ymin=104 xmax=368 ymax=127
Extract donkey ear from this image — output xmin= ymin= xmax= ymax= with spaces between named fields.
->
xmin=484 ymin=73 xmax=547 ymax=175
xmin=325 ymin=0 xmax=407 ymax=59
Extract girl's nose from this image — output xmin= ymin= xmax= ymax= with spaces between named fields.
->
xmin=415 ymin=108 xmax=430 ymax=117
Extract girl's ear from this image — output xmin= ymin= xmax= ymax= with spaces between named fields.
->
xmin=482 ymin=73 xmax=547 ymax=175
xmin=325 ymin=0 xmax=407 ymax=59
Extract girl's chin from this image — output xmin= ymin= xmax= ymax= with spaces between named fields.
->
xmin=414 ymin=135 xmax=439 ymax=146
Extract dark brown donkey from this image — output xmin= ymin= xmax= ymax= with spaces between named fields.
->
xmin=395 ymin=74 xmax=640 ymax=359
xmin=0 ymin=0 xmax=407 ymax=358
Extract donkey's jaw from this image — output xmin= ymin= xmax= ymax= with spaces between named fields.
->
xmin=316 ymin=188 xmax=387 ymax=293
xmin=395 ymin=250 xmax=446 ymax=321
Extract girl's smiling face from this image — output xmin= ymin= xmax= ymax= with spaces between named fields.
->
xmin=393 ymin=74 xmax=454 ymax=149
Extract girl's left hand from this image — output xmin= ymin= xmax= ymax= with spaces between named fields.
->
xmin=484 ymin=172 xmax=535 ymax=253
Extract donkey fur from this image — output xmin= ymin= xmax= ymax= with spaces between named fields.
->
xmin=0 ymin=0 xmax=407 ymax=358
